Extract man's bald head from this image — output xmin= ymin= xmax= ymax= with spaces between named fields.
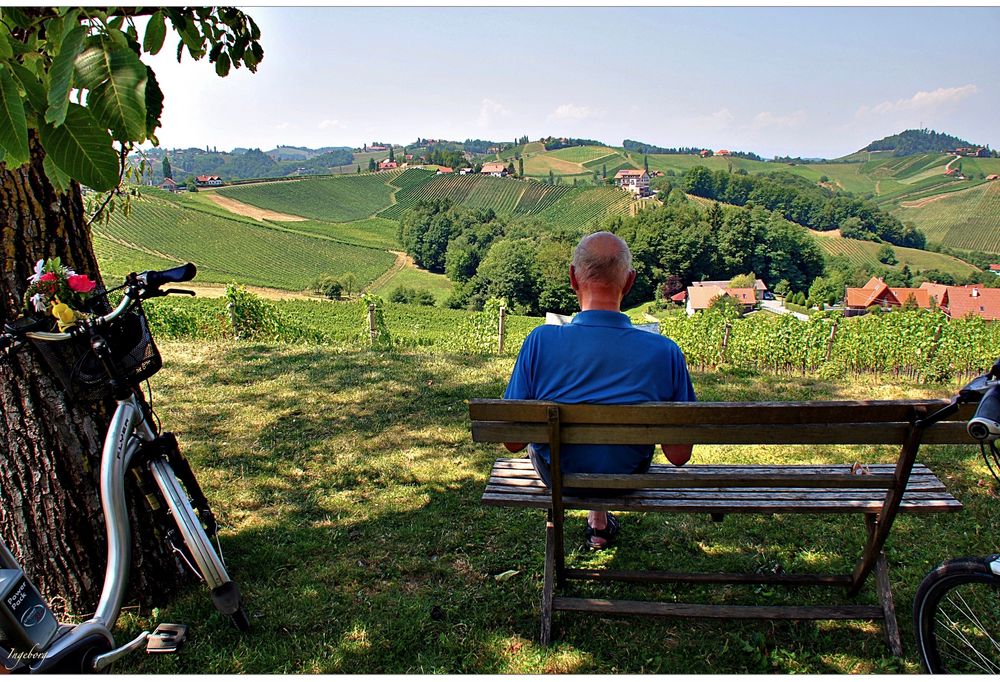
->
xmin=571 ymin=231 xmax=634 ymax=287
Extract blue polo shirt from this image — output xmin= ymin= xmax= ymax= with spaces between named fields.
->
xmin=503 ymin=310 xmax=696 ymax=474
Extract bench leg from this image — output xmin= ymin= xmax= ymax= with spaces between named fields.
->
xmin=540 ymin=512 xmax=556 ymax=646
xmin=874 ymin=548 xmax=903 ymax=657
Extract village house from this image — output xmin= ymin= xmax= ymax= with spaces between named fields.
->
xmin=685 ymin=285 xmax=757 ymax=316
xmin=844 ymin=277 xmax=933 ymax=314
xmin=195 ymin=175 xmax=223 ymax=187
xmin=989 ymin=264 xmax=1000 ymax=276
xmin=716 ymin=149 xmax=731 ymax=157
xmin=919 ymin=282 xmax=1000 ymax=321
xmin=692 ymin=279 xmax=769 ymax=300
xmin=377 ymin=160 xmax=398 ymax=171
xmin=480 ymin=162 xmax=509 ymax=178
xmin=987 ymin=174 xmax=999 ymax=182
xmin=951 ymin=146 xmax=990 ymax=158
xmin=459 ymin=167 xmax=473 ymax=175
xmin=436 ymin=167 xmax=454 ymax=175
xmin=699 ymin=149 xmax=712 ymax=158
xmin=158 ymin=177 xmax=180 ymax=192
xmin=613 ymin=169 xmax=651 ymax=197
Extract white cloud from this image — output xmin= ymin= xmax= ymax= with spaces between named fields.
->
xmin=318 ymin=119 xmax=345 ymax=130
xmin=753 ymin=110 xmax=806 ymax=129
xmin=549 ymin=103 xmax=603 ymax=121
xmin=703 ymin=108 xmax=735 ymax=129
xmin=477 ymin=99 xmax=511 ymax=128
xmin=858 ymin=84 xmax=979 ymax=117
xmin=275 ymin=122 xmax=290 ymax=130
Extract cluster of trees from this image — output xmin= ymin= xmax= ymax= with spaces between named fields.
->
xmin=309 ymin=272 xmax=359 ymax=299
xmin=623 ymin=140 xmax=763 ymax=161
xmin=147 ymin=146 xmax=354 ymax=183
xmin=423 ymin=146 xmax=468 ymax=170
xmin=864 ymin=129 xmax=978 ymax=157
xmin=397 ymin=196 xmax=828 ymax=315
xmin=388 ymin=286 xmax=435 ymax=306
xmin=683 ymin=166 xmax=926 ymax=249
xmin=541 ymin=137 xmax=606 ymax=151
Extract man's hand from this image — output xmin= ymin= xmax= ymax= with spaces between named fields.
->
xmin=504 ymin=442 xmax=527 ymax=453
xmin=662 ymin=444 xmax=692 ymax=466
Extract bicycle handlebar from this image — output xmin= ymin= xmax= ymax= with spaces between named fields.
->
xmin=1 ymin=263 xmax=198 ymax=348
xmin=141 ymin=263 xmax=196 ymax=289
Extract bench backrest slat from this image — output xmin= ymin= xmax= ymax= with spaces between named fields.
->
xmin=469 ymin=399 xmax=976 ymax=427
xmin=471 ymin=420 xmax=972 ymax=446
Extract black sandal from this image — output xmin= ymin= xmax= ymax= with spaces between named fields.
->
xmin=584 ymin=512 xmax=620 ymax=550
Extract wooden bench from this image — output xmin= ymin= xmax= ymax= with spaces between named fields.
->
xmin=469 ymin=398 xmax=975 ymax=654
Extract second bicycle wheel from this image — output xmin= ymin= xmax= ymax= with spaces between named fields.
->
xmin=913 ymin=556 xmax=1000 ymax=674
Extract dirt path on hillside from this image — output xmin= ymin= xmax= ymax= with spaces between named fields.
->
xmin=202 ymin=193 xmax=307 ymax=221
xmin=365 ymin=250 xmax=413 ymax=292
xmin=900 ymin=192 xmax=960 ymax=209
xmin=179 ymin=283 xmax=321 ymax=300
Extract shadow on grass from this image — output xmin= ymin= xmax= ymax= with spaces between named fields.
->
xmin=123 ymin=345 xmax=980 ymax=673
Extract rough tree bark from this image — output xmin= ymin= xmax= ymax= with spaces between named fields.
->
xmin=0 ymin=133 xmax=184 ymax=616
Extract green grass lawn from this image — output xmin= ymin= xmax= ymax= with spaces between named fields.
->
xmin=115 ymin=342 xmax=997 ymax=673
xmin=373 ymin=265 xmax=454 ymax=304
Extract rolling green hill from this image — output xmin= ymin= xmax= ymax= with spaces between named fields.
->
xmin=94 ymin=190 xmax=395 ymax=290
xmin=894 ymin=181 xmax=1000 ymax=255
xmin=809 ymin=229 xmax=979 ymax=277
xmin=214 ymin=172 xmax=399 ymax=222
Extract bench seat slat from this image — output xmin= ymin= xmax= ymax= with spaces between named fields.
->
xmin=489 ymin=475 xmax=949 ymax=492
xmin=486 ymin=484 xmax=956 ymax=502
xmin=482 ymin=491 xmax=963 ymax=513
xmin=552 ymin=597 xmax=885 ymax=621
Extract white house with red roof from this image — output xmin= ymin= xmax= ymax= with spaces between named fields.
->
xmin=480 ymin=162 xmax=509 ymax=177
xmin=378 ymin=160 xmax=398 ymax=171
xmin=613 ymin=169 xmax=650 ymax=197
xmin=195 ymin=175 xmax=222 ymax=186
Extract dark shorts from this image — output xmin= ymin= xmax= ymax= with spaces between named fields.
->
xmin=528 ymin=445 xmax=652 ymax=498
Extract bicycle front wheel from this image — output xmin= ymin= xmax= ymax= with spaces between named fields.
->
xmin=913 ymin=557 xmax=1000 ymax=674
xmin=148 ymin=458 xmax=250 ymax=632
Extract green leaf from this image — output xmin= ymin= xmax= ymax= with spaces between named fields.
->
xmin=143 ymin=10 xmax=166 ymax=55
xmin=9 ymin=63 xmax=47 ymax=112
xmin=43 ymin=154 xmax=72 ymax=193
xmin=45 ymin=25 xmax=88 ymax=127
xmin=143 ymin=66 xmax=163 ymax=139
xmin=214 ymin=52 xmax=231 ymax=77
xmin=74 ymin=43 xmax=112 ymax=90
xmin=38 ymin=103 xmax=120 ymax=191
xmin=0 ymin=23 xmax=13 ymax=60
xmin=87 ymin=47 xmax=147 ymax=141
xmin=0 ymin=64 xmax=30 ymax=167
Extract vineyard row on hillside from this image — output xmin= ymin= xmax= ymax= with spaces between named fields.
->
xmin=145 ymin=293 xmax=999 ymax=381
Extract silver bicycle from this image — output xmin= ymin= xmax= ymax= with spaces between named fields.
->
xmin=912 ymin=361 xmax=1000 ymax=674
xmin=0 ymin=264 xmax=248 ymax=673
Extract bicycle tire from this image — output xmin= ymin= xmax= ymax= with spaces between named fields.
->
xmin=148 ymin=458 xmax=250 ymax=632
xmin=913 ymin=556 xmax=1000 ymax=674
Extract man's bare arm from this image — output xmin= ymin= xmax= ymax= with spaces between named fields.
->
xmin=662 ymin=444 xmax=693 ymax=466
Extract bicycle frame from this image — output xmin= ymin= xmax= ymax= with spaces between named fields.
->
xmin=94 ymin=393 xmax=157 ymax=628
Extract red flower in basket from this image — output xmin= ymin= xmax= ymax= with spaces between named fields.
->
xmin=38 ymin=272 xmax=58 ymax=283
xmin=68 ymin=274 xmax=96 ymax=293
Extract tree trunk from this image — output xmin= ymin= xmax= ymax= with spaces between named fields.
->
xmin=0 ymin=133 xmax=184 ymax=617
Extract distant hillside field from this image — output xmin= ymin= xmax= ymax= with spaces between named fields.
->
xmin=95 ymin=190 xmax=395 ymax=290
xmin=809 ymin=229 xmax=980 ymax=277
xmin=214 ymin=172 xmax=398 ymax=222
xmin=895 ymin=181 xmax=1000 ymax=255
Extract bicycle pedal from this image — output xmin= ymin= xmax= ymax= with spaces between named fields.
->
xmin=146 ymin=623 xmax=188 ymax=654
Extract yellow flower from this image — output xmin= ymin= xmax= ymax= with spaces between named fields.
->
xmin=51 ymin=300 xmax=78 ymax=332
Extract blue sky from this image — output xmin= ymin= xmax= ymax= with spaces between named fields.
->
xmin=145 ymin=6 xmax=1000 ymax=158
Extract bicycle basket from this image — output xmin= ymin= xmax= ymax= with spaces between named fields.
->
xmin=28 ymin=295 xmax=162 ymax=401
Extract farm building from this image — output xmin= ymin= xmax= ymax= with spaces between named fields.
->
xmin=480 ymin=162 xmax=509 ymax=177
xmin=158 ymin=178 xmax=180 ymax=192
xmin=699 ymin=149 xmax=712 ymax=158
xmin=195 ymin=175 xmax=223 ymax=186
xmin=692 ymin=279 xmax=769 ymax=298
xmin=685 ymin=285 xmax=756 ymax=316
xmin=987 ymin=174 xmax=999 ymax=181
xmin=989 ymin=264 xmax=1000 ymax=275
xmin=613 ymin=169 xmax=651 ymax=197
xmin=716 ymin=149 xmax=731 ymax=157
xmin=845 ymin=277 xmax=934 ymax=314
xmin=436 ymin=167 xmax=454 ymax=175
xmin=378 ymin=160 xmax=399 ymax=171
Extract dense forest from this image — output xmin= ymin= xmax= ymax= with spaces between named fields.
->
xmin=863 ymin=129 xmax=980 ymax=156
xmin=681 ymin=166 xmax=926 ymax=248
xmin=397 ymin=197 xmax=826 ymax=315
